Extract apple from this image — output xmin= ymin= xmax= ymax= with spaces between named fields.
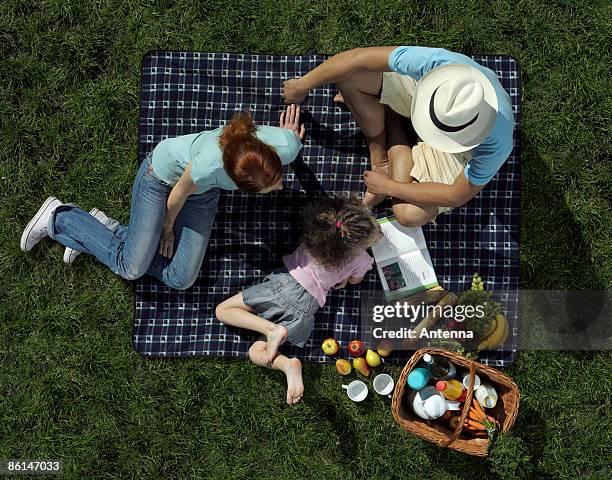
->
xmin=348 ymin=340 xmax=366 ymax=357
xmin=449 ymin=416 xmax=461 ymax=430
xmin=365 ymin=349 xmax=382 ymax=368
xmin=321 ymin=338 xmax=340 ymax=356
xmin=376 ymin=340 xmax=393 ymax=358
xmin=353 ymin=357 xmax=370 ymax=377
xmin=335 ymin=359 xmax=352 ymax=375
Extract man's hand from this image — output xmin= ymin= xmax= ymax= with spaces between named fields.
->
xmin=282 ymin=78 xmax=308 ymax=104
xmin=159 ymin=226 xmax=175 ymax=258
xmin=363 ymin=168 xmax=394 ymax=196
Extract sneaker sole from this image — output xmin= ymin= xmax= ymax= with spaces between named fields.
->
xmin=63 ymin=208 xmax=102 ymax=264
xmin=20 ymin=196 xmax=58 ymax=252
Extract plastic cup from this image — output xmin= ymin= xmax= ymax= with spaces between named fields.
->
xmin=342 ymin=380 xmax=368 ymax=402
xmin=373 ymin=373 xmax=395 ymax=397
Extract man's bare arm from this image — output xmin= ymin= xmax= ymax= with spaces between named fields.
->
xmin=282 ymin=47 xmax=397 ymax=103
xmin=364 ymin=168 xmax=485 ymax=208
xmin=388 ymin=171 xmax=485 ymax=208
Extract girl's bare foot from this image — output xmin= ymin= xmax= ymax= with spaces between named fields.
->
xmin=284 ymin=358 xmax=304 ymax=405
xmin=333 ymin=92 xmax=345 ymax=103
xmin=264 ymin=325 xmax=288 ymax=365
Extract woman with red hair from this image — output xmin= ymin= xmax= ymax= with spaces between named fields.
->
xmin=21 ymin=106 xmax=305 ymax=290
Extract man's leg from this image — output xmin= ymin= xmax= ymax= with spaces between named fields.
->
xmin=386 ymin=107 xmax=438 ymax=227
xmin=336 ymin=71 xmax=387 ymax=207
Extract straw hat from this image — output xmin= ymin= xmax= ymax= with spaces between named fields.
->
xmin=410 ymin=64 xmax=498 ymax=153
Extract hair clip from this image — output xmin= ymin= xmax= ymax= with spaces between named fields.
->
xmin=335 ymin=220 xmax=343 ymax=229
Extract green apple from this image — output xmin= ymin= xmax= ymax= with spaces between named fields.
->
xmin=321 ymin=338 xmax=340 ymax=356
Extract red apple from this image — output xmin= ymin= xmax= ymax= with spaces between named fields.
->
xmin=335 ymin=359 xmax=352 ymax=375
xmin=348 ymin=340 xmax=366 ymax=357
xmin=321 ymin=338 xmax=340 ymax=356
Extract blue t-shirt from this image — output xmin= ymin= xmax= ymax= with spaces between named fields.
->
xmin=151 ymin=126 xmax=303 ymax=194
xmin=388 ymin=46 xmax=514 ymax=185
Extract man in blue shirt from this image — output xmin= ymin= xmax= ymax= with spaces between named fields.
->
xmin=283 ymin=46 xmax=514 ymax=226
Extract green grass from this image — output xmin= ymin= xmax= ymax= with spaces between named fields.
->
xmin=1 ymin=0 xmax=611 ymax=478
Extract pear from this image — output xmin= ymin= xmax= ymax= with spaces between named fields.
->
xmin=365 ymin=349 xmax=382 ymax=368
xmin=376 ymin=340 xmax=393 ymax=358
xmin=335 ymin=359 xmax=352 ymax=375
xmin=353 ymin=357 xmax=370 ymax=377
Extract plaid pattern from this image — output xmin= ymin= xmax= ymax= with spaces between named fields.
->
xmin=134 ymin=52 xmax=521 ymax=366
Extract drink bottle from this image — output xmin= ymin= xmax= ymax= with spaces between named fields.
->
xmin=435 ymin=379 xmax=463 ymax=401
xmin=422 ymin=353 xmax=456 ymax=380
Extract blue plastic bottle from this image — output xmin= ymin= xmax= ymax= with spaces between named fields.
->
xmin=407 ymin=367 xmax=431 ymax=390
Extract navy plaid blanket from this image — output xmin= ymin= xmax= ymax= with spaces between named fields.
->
xmin=134 ymin=52 xmax=521 ymax=366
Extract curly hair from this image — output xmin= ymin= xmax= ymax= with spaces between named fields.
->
xmin=302 ymin=195 xmax=381 ymax=269
xmin=219 ymin=111 xmax=282 ymax=193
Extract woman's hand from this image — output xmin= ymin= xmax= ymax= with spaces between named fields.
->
xmin=282 ymin=78 xmax=308 ymax=104
xmin=279 ymin=104 xmax=306 ymax=140
xmin=159 ymin=226 xmax=175 ymax=258
xmin=363 ymin=167 xmax=394 ymax=196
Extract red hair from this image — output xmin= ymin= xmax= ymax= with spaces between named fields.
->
xmin=219 ymin=112 xmax=282 ymax=193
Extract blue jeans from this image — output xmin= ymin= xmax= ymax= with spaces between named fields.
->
xmin=48 ymin=155 xmax=220 ymax=290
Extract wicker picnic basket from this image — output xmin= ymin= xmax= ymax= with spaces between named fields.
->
xmin=391 ymin=348 xmax=520 ymax=457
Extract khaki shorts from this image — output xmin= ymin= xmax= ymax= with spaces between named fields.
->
xmin=380 ymin=72 xmax=471 ymax=215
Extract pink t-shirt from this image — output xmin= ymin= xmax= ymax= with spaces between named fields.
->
xmin=282 ymin=244 xmax=374 ymax=308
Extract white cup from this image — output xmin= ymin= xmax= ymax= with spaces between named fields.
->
xmin=462 ymin=373 xmax=481 ymax=390
xmin=373 ymin=373 xmax=395 ymax=397
xmin=342 ymin=380 xmax=368 ymax=402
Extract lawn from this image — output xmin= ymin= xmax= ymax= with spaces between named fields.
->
xmin=0 ymin=0 xmax=611 ymax=479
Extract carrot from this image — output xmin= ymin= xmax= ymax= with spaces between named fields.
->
xmin=471 ymin=401 xmax=500 ymax=426
xmin=471 ymin=399 xmax=487 ymax=419
xmin=469 ymin=407 xmax=486 ymax=422
xmin=465 ymin=419 xmax=487 ymax=430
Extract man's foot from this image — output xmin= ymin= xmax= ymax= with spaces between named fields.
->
xmin=363 ymin=191 xmax=387 ymax=208
xmin=284 ymin=358 xmax=304 ymax=405
xmin=333 ymin=92 xmax=345 ymax=103
xmin=20 ymin=197 xmax=63 ymax=252
xmin=63 ymin=208 xmax=118 ymax=264
xmin=264 ymin=325 xmax=288 ymax=365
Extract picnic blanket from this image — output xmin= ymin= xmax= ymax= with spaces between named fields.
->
xmin=134 ymin=52 xmax=521 ymax=366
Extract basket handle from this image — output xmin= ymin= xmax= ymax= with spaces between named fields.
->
xmin=442 ymin=362 xmax=476 ymax=447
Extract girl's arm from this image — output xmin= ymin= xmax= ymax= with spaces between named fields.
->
xmin=332 ymin=274 xmax=366 ymax=290
xmin=159 ymin=161 xmax=199 ymax=258
xmin=282 ymin=47 xmax=396 ymax=104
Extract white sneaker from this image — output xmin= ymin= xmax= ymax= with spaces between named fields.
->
xmin=20 ymin=197 xmax=63 ymax=252
xmin=63 ymin=208 xmax=117 ymax=264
